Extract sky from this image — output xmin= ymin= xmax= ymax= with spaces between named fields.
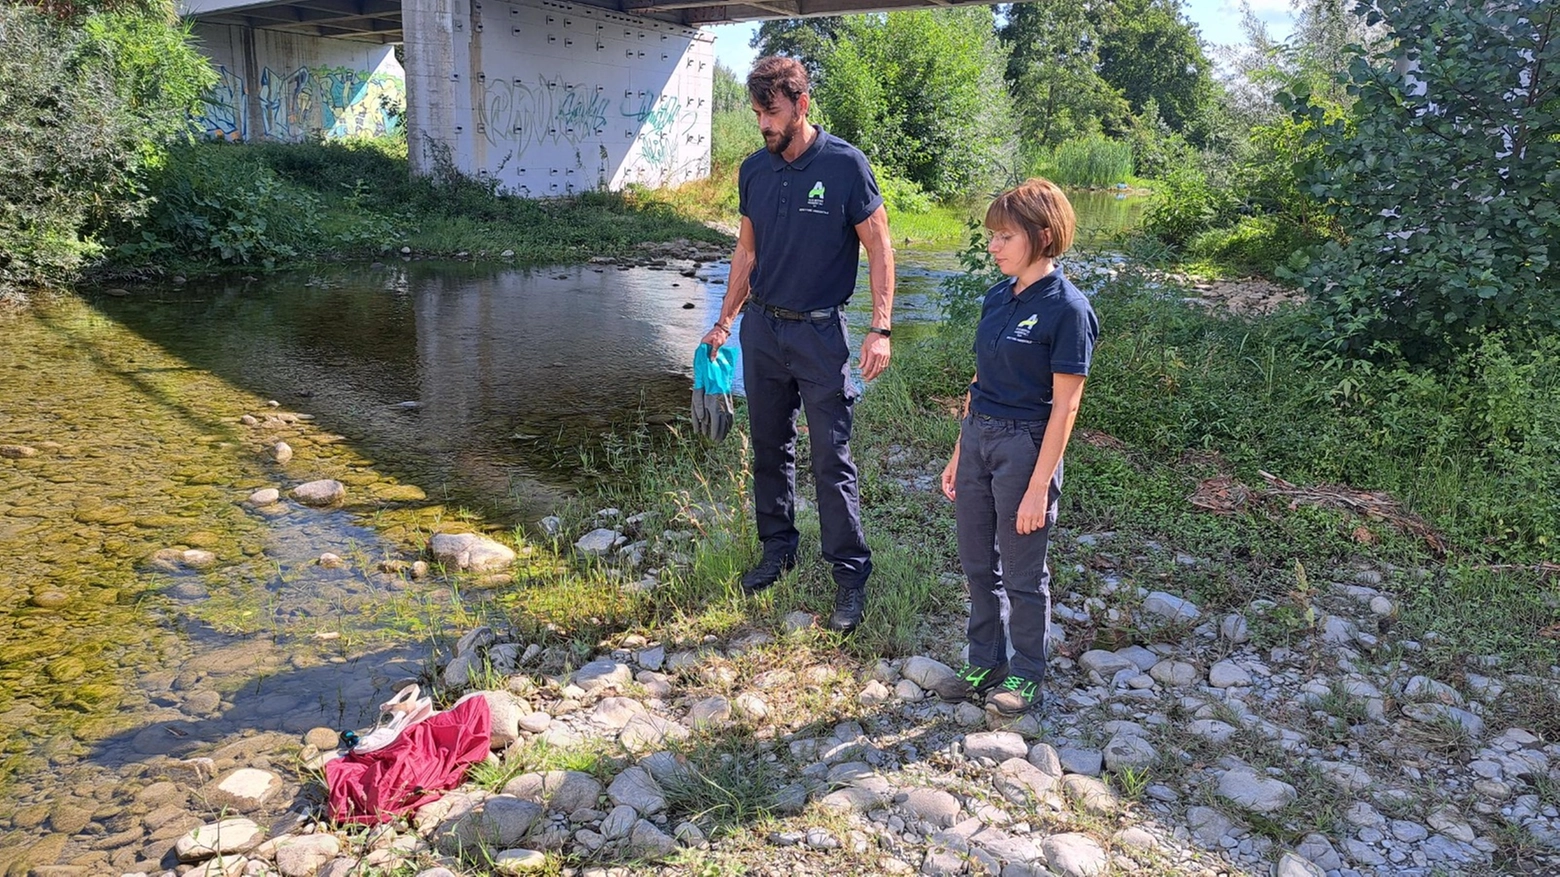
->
xmin=701 ymin=0 xmax=1300 ymax=75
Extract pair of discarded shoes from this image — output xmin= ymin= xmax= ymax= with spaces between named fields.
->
xmin=345 ymin=684 xmax=435 ymax=754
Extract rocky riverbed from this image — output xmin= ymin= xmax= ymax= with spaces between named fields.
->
xmin=80 ymin=515 xmax=1559 ymax=877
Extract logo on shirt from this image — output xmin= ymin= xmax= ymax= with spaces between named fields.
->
xmin=808 ymin=181 xmax=826 ymax=200
xmin=1011 ymin=313 xmax=1039 ymax=340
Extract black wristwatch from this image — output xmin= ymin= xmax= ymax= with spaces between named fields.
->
xmin=867 ymin=326 xmax=892 ymax=338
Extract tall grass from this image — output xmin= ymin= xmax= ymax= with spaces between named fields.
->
xmin=1050 ymin=135 xmax=1133 ymax=188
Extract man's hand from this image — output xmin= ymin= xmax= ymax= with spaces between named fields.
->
xmin=1015 ymin=487 xmax=1049 ymax=535
xmin=859 ymin=332 xmax=891 ymax=381
xmin=940 ymin=447 xmax=959 ymax=501
xmin=700 ymin=324 xmax=731 ymax=357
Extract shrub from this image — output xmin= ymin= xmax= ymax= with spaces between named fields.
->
xmin=1051 ymin=135 xmax=1133 ymax=188
xmin=1139 ymin=165 xmax=1236 ymax=249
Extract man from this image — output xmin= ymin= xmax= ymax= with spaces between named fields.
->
xmin=699 ymin=55 xmax=895 ymax=634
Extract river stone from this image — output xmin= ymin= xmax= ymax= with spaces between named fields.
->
xmin=176 ymin=818 xmax=264 ymax=861
xmin=181 ymin=549 xmax=218 ymax=570
xmin=0 ymin=444 xmax=38 ymax=458
xmin=607 ymin=766 xmax=666 ymax=814
xmin=247 ymin=488 xmax=280 ymax=506
xmin=1057 ymin=746 xmax=1103 ymax=776
xmin=492 ymin=849 xmax=548 ymax=873
xmin=29 ymin=590 xmax=69 ymax=609
xmin=1041 ymin=832 xmax=1108 ymax=876
xmin=1217 ymin=767 xmax=1296 ymax=813
xmin=188 ymin=856 xmax=247 ymax=877
xmin=443 ymin=652 xmax=480 ymax=688
xmin=1102 ymin=733 xmax=1158 ymax=772
xmin=1276 ymin=851 xmax=1326 ymax=877
xmin=273 ymin=834 xmax=340 ymax=877
xmin=1188 ymin=719 xmax=1238 ymax=745
xmin=897 ymin=788 xmax=961 ymax=828
xmin=503 ymin=771 xmax=602 ymax=814
xmin=688 ymin=695 xmax=732 ymax=728
xmin=620 ymin=714 xmax=689 ymax=751
xmin=1220 ymin=613 xmax=1251 ymax=643
xmin=993 ymin=757 xmax=1059 ymax=804
xmin=292 ymin=479 xmax=345 ymax=506
xmin=1148 ymin=660 xmax=1198 ymax=687
xmin=574 ymin=528 xmax=625 ymax=556
xmin=1061 ymin=774 xmax=1119 ymax=815
xmin=441 ymin=796 xmax=543 ymax=850
xmin=208 ymin=768 xmax=281 ymax=811
xmin=1209 ymin=660 xmax=1252 ymax=688
xmin=1077 ymin=650 xmax=1137 ymax=682
xmin=591 ymin=696 xmax=647 ymax=730
xmin=1402 ymin=702 xmax=1486 ymax=738
xmin=628 ymin=819 xmax=678 ymax=859
xmin=964 ymin=731 xmax=1028 ymax=763
xmin=573 ymin=659 xmax=632 ymax=694
xmin=1142 ymin=591 xmax=1201 ymax=623
xmin=270 ymin=442 xmax=293 ymax=464
xmin=901 ymin=656 xmax=957 ymax=690
xmin=476 ymin=690 xmax=525 ymax=748
xmin=429 ymin=532 xmax=516 ymax=573
xmin=601 ymin=805 xmax=637 ymax=839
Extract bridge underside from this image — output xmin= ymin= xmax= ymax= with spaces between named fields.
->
xmin=189 ymin=0 xmax=997 ymax=36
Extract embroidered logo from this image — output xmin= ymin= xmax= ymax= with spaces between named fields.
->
xmin=808 ymin=181 xmax=826 ymax=200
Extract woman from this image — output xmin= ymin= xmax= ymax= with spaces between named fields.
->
xmin=932 ymin=179 xmax=1099 ymax=716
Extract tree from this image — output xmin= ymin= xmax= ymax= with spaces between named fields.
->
xmin=815 ymin=9 xmax=1016 ymax=198
xmin=1092 ymin=0 xmax=1215 ymax=138
xmin=999 ymin=0 xmax=1128 ymax=151
xmin=1284 ymin=0 xmax=1560 ymax=360
xmin=751 ymin=18 xmax=846 ymax=80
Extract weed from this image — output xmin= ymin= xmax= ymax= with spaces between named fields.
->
xmin=660 ymin=736 xmax=787 ymax=838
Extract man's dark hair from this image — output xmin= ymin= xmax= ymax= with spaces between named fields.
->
xmin=747 ymin=56 xmax=809 ymax=107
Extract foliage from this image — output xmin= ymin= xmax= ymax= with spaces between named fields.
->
xmin=1139 ymin=166 xmax=1237 ymax=249
xmin=1093 ymin=0 xmax=1216 ymax=139
xmin=0 ymin=4 xmax=211 ymax=298
xmin=711 ymin=61 xmax=748 ymax=114
xmin=815 ymin=9 xmax=1016 ymax=199
xmin=1282 ymin=0 xmax=1560 ymax=360
xmin=1121 ymin=99 xmax=1195 ymax=181
xmin=1051 ymin=135 xmax=1133 ymax=188
xmin=751 ymin=17 xmax=846 ymax=80
xmin=877 ymin=172 xmax=934 ymax=215
xmin=1000 ymin=0 xmax=1128 ymax=152
xmin=936 ymin=220 xmax=1007 ymax=324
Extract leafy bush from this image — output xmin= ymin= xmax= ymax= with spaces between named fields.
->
xmin=1139 ymin=165 xmax=1236 ymax=249
xmin=877 ymin=174 xmax=934 ymax=215
xmin=1051 ymin=135 xmax=1133 ymax=188
xmin=1282 ymin=0 xmax=1560 ymax=360
xmin=0 ymin=5 xmax=212 ymax=298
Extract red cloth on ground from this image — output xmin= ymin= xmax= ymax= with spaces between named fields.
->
xmin=325 ymin=696 xmax=492 ymax=825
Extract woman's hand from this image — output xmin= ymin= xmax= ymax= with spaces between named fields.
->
xmin=1015 ymin=487 xmax=1049 ymax=535
xmin=941 ymin=447 xmax=960 ymax=501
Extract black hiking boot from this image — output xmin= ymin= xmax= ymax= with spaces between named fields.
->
xmin=740 ymin=553 xmax=796 ymax=594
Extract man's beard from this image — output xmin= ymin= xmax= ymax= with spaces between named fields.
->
xmin=764 ymin=123 xmax=797 ymax=155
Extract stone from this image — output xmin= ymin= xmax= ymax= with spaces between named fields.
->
xmin=898 ymin=788 xmax=961 ymax=828
xmin=1141 ymin=591 xmax=1201 ymax=624
xmin=1316 ymin=760 xmax=1372 ymax=792
xmin=1402 ymin=702 xmax=1485 ymax=738
xmin=1187 ymin=719 xmax=1238 ymax=745
xmin=688 ymin=695 xmax=731 ymax=728
xmin=858 ymin=679 xmax=892 ymax=705
xmin=993 ymin=757 xmax=1059 ymax=804
xmin=1209 ymin=660 xmax=1252 ymax=688
xmin=0 ymin=444 xmax=39 ymax=458
xmin=1061 ymin=774 xmax=1118 ymax=815
xmin=574 ymin=528 xmax=625 ymax=556
xmin=247 ymin=488 xmax=280 ymax=506
xmin=270 ymin=442 xmax=293 ymax=464
xmin=209 ymin=769 xmax=280 ymax=811
xmin=429 ymin=532 xmax=516 ymax=573
xmin=1102 ymin=734 xmax=1157 ymax=772
xmin=291 ymin=479 xmax=345 ymax=506
xmin=1221 ymin=613 xmax=1251 ymax=643
xmin=607 ymin=766 xmax=666 ymax=814
xmin=492 ymin=849 xmax=548 ymax=874
xmin=601 ymin=804 xmax=637 ymax=839
xmin=965 ymin=731 xmax=1028 ymax=763
xmin=1148 ymin=660 xmax=1198 ymax=687
xmin=636 ymin=645 xmax=665 ymax=670
xmin=1217 ymin=767 xmax=1297 ymax=814
xmin=1078 ymin=650 xmax=1137 ymax=682
xmin=1275 ymin=851 xmax=1325 ymax=877
xmin=619 ymin=714 xmax=689 ymax=751
xmin=273 ymin=834 xmax=341 ymax=877
xmin=590 ymin=696 xmax=648 ymax=730
xmin=1027 ymin=743 xmax=1062 ymax=777
xmin=1186 ymin=806 xmax=1236 ymax=846
xmin=441 ymin=796 xmax=543 ymax=850
xmin=1057 ymin=746 xmax=1103 ymax=776
xmin=627 ymin=820 xmax=677 ymax=859
xmin=175 ymin=818 xmax=264 ymax=861
xmin=443 ymin=653 xmax=480 ymax=688
xmin=901 ymin=656 xmax=957 ymax=690
xmin=1041 ymin=832 xmax=1108 ymax=876
xmin=503 ymin=771 xmax=602 ymax=814
xmin=572 ymin=659 xmax=632 ymax=695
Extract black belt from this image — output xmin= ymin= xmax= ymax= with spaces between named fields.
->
xmin=748 ymin=299 xmax=839 ymax=321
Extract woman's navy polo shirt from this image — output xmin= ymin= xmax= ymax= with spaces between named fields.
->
xmin=738 ymin=126 xmax=884 ymax=313
xmin=968 ymin=266 xmax=1099 ymax=422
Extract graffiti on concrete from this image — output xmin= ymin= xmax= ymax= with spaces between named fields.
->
xmin=480 ymin=76 xmax=612 ymax=152
xmin=195 ymin=65 xmax=247 ymax=140
xmin=197 ymin=64 xmax=404 ymax=141
xmin=621 ymin=92 xmax=700 ymax=183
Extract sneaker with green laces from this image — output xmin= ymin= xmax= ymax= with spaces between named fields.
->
xmin=987 ymin=674 xmax=1043 ymax=716
xmin=930 ymin=662 xmax=1009 ymax=703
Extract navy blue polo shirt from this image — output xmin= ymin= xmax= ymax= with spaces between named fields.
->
xmin=969 ymin=266 xmax=1099 ymax=421
xmin=738 ymin=126 xmax=883 ymax=312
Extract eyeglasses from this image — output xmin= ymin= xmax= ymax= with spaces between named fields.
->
xmin=984 ymin=230 xmax=1019 ymax=246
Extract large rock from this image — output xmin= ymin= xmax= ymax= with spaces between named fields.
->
xmin=1077 ymin=650 xmax=1136 ymax=683
xmin=574 ymin=528 xmax=626 ymax=556
xmin=273 ymin=834 xmax=341 ymax=877
xmin=627 ymin=819 xmax=678 ymax=859
xmin=207 ymin=769 xmax=281 ymax=811
xmin=607 ymin=766 xmax=666 ymax=814
xmin=619 ymin=714 xmax=689 ymax=752
xmin=1102 ymin=734 xmax=1158 ymax=772
xmin=572 ymin=659 xmax=632 ymax=695
xmin=175 ymin=818 xmax=264 ymax=861
xmin=492 ymin=849 xmax=548 ymax=874
xmin=429 ymin=533 xmax=516 ymax=573
xmin=993 ymin=757 xmax=1059 ymax=804
xmin=439 ymin=796 xmax=543 ymax=851
xmin=900 ymin=656 xmax=957 ymax=690
xmin=1141 ymin=591 xmax=1201 ymax=624
xmin=1217 ymin=767 xmax=1297 ymax=814
xmin=1042 ymin=832 xmax=1109 ymax=877
xmin=896 ymin=788 xmax=961 ymax=828
xmin=503 ymin=770 xmax=602 ymax=814
xmin=964 ymin=731 xmax=1028 ymax=763
xmin=291 ymin=479 xmax=346 ymax=507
